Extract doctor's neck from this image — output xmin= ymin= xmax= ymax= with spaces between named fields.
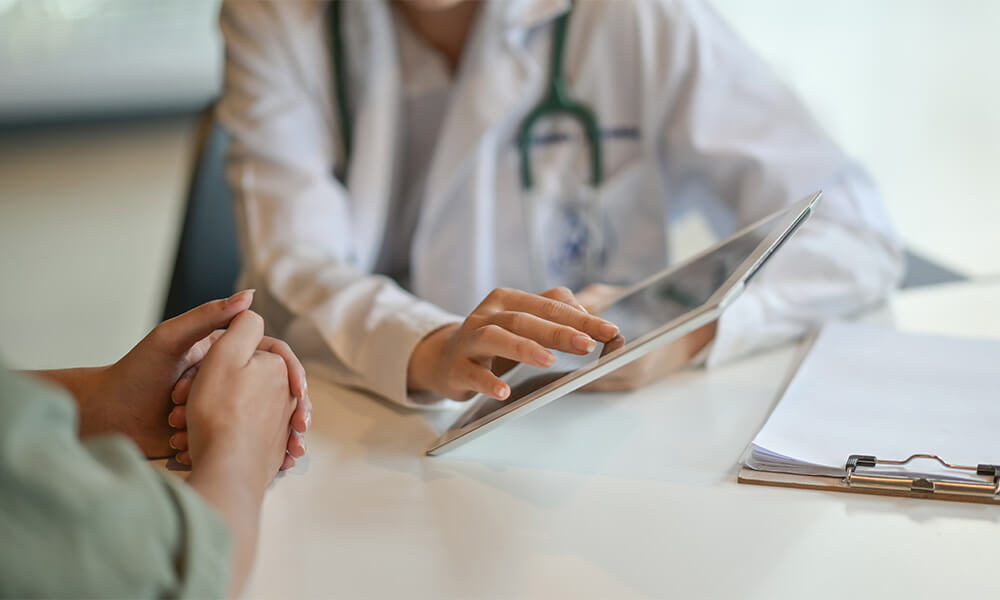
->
xmin=396 ymin=0 xmax=480 ymax=73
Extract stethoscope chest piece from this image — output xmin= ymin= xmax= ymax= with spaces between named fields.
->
xmin=524 ymin=177 xmax=611 ymax=291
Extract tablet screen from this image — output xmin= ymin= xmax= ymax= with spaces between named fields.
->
xmin=453 ymin=208 xmax=788 ymax=429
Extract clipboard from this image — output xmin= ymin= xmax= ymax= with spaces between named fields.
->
xmin=736 ymin=322 xmax=1000 ymax=505
xmin=739 ymin=453 xmax=1000 ymax=505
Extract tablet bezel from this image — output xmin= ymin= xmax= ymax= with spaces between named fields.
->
xmin=425 ymin=191 xmax=821 ymax=456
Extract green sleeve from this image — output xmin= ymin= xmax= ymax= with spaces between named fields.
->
xmin=0 ymin=369 xmax=232 ymax=599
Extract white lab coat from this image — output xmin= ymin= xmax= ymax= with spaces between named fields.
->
xmin=217 ymin=0 xmax=904 ymax=407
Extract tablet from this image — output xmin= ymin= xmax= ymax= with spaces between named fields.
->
xmin=426 ymin=191 xmax=821 ymax=456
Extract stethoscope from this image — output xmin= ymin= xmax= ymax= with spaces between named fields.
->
xmin=329 ymin=0 xmax=608 ymax=289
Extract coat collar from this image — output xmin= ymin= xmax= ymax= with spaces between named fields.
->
xmin=502 ymin=0 xmax=572 ymax=30
xmin=344 ymin=0 xmax=572 ymax=295
xmin=411 ymin=0 xmax=570 ymax=308
xmin=342 ymin=0 xmax=402 ymax=272
xmin=418 ymin=0 xmax=550 ymax=227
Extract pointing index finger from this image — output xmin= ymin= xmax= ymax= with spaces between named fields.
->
xmin=506 ymin=291 xmax=619 ymax=342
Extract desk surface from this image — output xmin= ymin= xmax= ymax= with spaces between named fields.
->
xmin=247 ymin=282 xmax=1000 ymax=599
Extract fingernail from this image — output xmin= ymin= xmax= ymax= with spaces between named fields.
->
xmin=573 ymin=334 xmax=597 ymax=353
xmin=533 ymin=348 xmax=555 ymax=368
xmin=225 ymin=289 xmax=255 ymax=306
xmin=305 ymin=410 xmax=312 ymax=430
xmin=300 ymin=434 xmax=308 ymax=454
xmin=167 ymin=412 xmax=178 ymax=428
xmin=301 ymin=374 xmax=308 ymax=393
xmin=495 ymin=384 xmax=510 ymax=400
xmin=169 ymin=435 xmax=179 ymax=450
xmin=599 ymin=323 xmax=619 ymax=340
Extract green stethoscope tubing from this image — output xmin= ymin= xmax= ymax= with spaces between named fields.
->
xmin=330 ymin=0 xmax=352 ymax=180
xmin=328 ymin=0 xmax=603 ymax=190
xmin=516 ymin=0 xmax=603 ymax=189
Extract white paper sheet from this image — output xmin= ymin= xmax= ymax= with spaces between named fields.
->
xmin=745 ymin=321 xmax=1000 ymax=482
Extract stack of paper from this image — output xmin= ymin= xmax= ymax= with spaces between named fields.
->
xmin=744 ymin=321 xmax=1000 ymax=483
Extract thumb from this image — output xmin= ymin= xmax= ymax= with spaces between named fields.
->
xmin=153 ymin=290 xmax=255 ymax=356
xmin=204 ymin=309 xmax=266 ymax=367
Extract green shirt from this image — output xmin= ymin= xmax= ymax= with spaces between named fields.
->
xmin=0 ymin=368 xmax=231 ymax=599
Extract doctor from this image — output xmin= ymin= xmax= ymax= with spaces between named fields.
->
xmin=217 ymin=0 xmax=903 ymax=407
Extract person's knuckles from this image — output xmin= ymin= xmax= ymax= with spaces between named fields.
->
xmin=470 ymin=323 xmax=507 ymax=351
xmin=546 ymin=323 xmax=578 ymax=350
xmin=491 ymin=310 xmax=530 ymax=334
xmin=569 ymin=309 xmax=599 ymax=330
xmin=515 ymin=338 xmax=540 ymax=363
xmin=484 ymin=287 xmax=515 ymax=307
xmin=145 ymin=321 xmax=181 ymax=354
xmin=544 ymin=291 xmax=587 ymax=316
xmin=534 ymin=297 xmax=566 ymax=323
xmin=541 ymin=286 xmax=575 ymax=304
xmin=467 ymin=324 xmax=490 ymax=346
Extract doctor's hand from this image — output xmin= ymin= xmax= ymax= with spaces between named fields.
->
xmin=575 ymin=284 xmax=717 ymax=392
xmin=407 ymin=287 xmax=620 ymax=401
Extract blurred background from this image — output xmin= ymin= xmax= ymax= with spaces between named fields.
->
xmin=0 ymin=0 xmax=997 ymax=370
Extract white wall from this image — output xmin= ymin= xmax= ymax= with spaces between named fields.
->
xmin=709 ymin=0 xmax=1000 ymax=276
xmin=0 ymin=119 xmax=196 ymax=369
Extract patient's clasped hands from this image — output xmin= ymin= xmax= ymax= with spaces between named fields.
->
xmin=158 ymin=291 xmax=311 ymax=470
xmin=67 ymin=290 xmax=310 ymax=474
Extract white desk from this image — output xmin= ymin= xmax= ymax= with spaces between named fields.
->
xmin=248 ymin=282 xmax=1000 ymax=599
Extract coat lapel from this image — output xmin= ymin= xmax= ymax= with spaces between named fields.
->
xmin=344 ymin=0 xmax=402 ymax=273
xmin=411 ymin=0 xmax=570 ymax=312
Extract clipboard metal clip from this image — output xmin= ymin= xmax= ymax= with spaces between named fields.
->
xmin=845 ymin=454 xmax=1000 ymax=498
